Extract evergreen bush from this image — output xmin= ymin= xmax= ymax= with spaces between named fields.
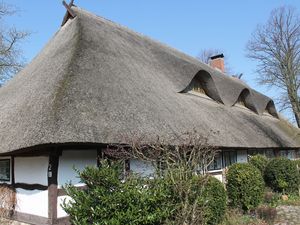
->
xmin=62 ymin=160 xmax=228 ymax=225
xmin=249 ymin=154 xmax=268 ymax=174
xmin=62 ymin=161 xmax=173 ymax=225
xmin=226 ymin=163 xmax=264 ymax=211
xmin=200 ymin=176 xmax=227 ymax=225
xmin=264 ymin=157 xmax=300 ymax=194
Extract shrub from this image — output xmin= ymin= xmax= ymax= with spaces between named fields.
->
xmin=264 ymin=157 xmax=300 ymax=193
xmin=200 ymin=176 xmax=227 ymax=225
xmin=164 ymin=173 xmax=227 ymax=225
xmin=256 ymin=205 xmax=277 ymax=224
xmin=62 ymin=161 xmax=173 ymax=225
xmin=293 ymin=159 xmax=300 ymax=172
xmin=226 ymin=163 xmax=264 ymax=211
xmin=249 ymin=154 xmax=268 ymax=174
xmin=63 ymin=160 xmax=228 ymax=225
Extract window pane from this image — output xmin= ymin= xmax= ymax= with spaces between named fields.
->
xmin=223 ymin=151 xmax=237 ymax=167
xmin=248 ymin=149 xmax=260 ymax=156
xmin=0 ymin=159 xmax=10 ymax=182
xmin=279 ymin=150 xmax=295 ymax=160
xmin=208 ymin=154 xmax=222 ymax=171
xmin=265 ymin=150 xmax=275 ymax=158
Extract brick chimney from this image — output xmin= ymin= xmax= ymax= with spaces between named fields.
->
xmin=209 ymin=54 xmax=225 ymax=73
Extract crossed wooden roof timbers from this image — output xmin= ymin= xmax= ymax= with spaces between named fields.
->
xmin=61 ymin=0 xmax=76 ymax=26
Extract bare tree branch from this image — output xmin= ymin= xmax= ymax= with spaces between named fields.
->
xmin=246 ymin=6 xmax=300 ymax=127
xmin=0 ymin=2 xmax=29 ymax=86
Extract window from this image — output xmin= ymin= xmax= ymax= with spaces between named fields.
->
xmin=208 ymin=154 xmax=222 ymax=171
xmin=235 ymin=95 xmax=246 ymax=107
xmin=191 ymin=83 xmax=206 ymax=95
xmin=188 ymin=80 xmax=209 ymax=97
xmin=223 ymin=151 xmax=237 ymax=168
xmin=265 ymin=149 xmax=275 ymax=158
xmin=0 ymin=158 xmax=10 ymax=182
xmin=247 ymin=149 xmax=275 ymax=159
xmin=279 ymin=150 xmax=295 ymax=160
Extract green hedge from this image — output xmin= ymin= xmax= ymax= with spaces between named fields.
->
xmin=62 ymin=162 xmax=173 ymax=225
xmin=226 ymin=163 xmax=264 ymax=211
xmin=264 ymin=157 xmax=300 ymax=194
xmin=249 ymin=154 xmax=269 ymax=174
xmin=62 ymin=161 xmax=227 ymax=225
xmin=200 ymin=176 xmax=227 ymax=225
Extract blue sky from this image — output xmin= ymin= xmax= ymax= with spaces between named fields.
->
xmin=5 ymin=0 xmax=300 ymax=120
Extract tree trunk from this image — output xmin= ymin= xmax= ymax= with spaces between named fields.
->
xmin=290 ymin=98 xmax=300 ymax=128
xmin=293 ymin=108 xmax=300 ymax=128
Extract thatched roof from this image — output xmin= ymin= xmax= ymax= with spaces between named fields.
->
xmin=0 ymin=6 xmax=299 ymax=154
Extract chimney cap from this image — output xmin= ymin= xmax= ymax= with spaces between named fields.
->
xmin=210 ymin=54 xmax=224 ymax=60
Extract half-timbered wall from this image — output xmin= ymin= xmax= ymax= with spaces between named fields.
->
xmin=57 ymin=150 xmax=97 ymax=218
xmin=14 ymin=156 xmax=49 ymax=218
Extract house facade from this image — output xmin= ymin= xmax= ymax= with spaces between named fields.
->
xmin=0 ymin=3 xmax=299 ymax=225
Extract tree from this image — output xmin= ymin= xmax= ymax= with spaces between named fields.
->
xmin=246 ymin=6 xmax=300 ymax=127
xmin=0 ymin=2 xmax=29 ymax=85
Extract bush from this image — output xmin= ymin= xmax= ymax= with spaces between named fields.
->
xmin=62 ymin=161 xmax=173 ymax=225
xmin=249 ymin=154 xmax=268 ymax=174
xmin=293 ymin=159 xmax=300 ymax=171
xmin=226 ymin=163 xmax=264 ymax=211
xmin=256 ymin=205 xmax=277 ymax=224
xmin=200 ymin=176 xmax=227 ymax=225
xmin=264 ymin=157 xmax=300 ymax=193
xmin=63 ymin=160 xmax=227 ymax=225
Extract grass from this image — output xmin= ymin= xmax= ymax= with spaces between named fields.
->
xmin=276 ymin=193 xmax=300 ymax=206
xmin=220 ymin=209 xmax=268 ymax=225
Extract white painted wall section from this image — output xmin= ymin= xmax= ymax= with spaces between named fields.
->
xmin=213 ymin=174 xmax=223 ymax=182
xmin=130 ymin=159 xmax=155 ymax=177
xmin=57 ymin=195 xmax=72 ymax=218
xmin=15 ymin=189 xmax=48 ymax=217
xmin=14 ymin=156 xmax=48 ymax=185
xmin=237 ymin=150 xmax=248 ymax=163
xmin=58 ymin=150 xmax=97 ymax=186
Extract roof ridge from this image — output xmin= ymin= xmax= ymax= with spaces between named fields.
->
xmin=71 ymin=6 xmax=212 ymax=69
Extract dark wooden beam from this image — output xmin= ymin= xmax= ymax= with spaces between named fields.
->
xmin=62 ymin=1 xmax=76 ymax=18
xmin=9 ymin=211 xmax=50 ymax=225
xmin=14 ymin=183 xmax=48 ymax=191
xmin=48 ymin=152 xmax=59 ymax=224
xmin=11 ymin=156 xmax=15 ymax=185
xmin=56 ymin=216 xmax=71 ymax=225
xmin=61 ymin=0 xmax=77 ymax=26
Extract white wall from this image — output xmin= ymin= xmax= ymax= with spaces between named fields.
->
xmin=57 ymin=195 xmax=72 ymax=218
xmin=130 ymin=159 xmax=155 ymax=177
xmin=58 ymin=150 xmax=97 ymax=187
xmin=57 ymin=150 xmax=97 ymax=218
xmin=237 ymin=150 xmax=248 ymax=163
xmin=15 ymin=189 xmax=48 ymax=217
xmin=15 ymin=156 xmax=48 ymax=185
xmin=14 ymin=156 xmax=49 ymax=217
xmin=212 ymin=174 xmax=223 ymax=182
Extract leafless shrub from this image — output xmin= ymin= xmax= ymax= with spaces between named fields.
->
xmin=0 ymin=184 xmax=16 ymax=223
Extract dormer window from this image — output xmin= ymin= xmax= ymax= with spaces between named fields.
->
xmin=186 ymin=80 xmax=211 ymax=100
xmin=263 ymin=108 xmax=273 ymax=117
xmin=191 ymin=82 xmax=206 ymax=95
xmin=234 ymin=94 xmax=248 ymax=110
xmin=235 ymin=95 xmax=246 ymax=107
